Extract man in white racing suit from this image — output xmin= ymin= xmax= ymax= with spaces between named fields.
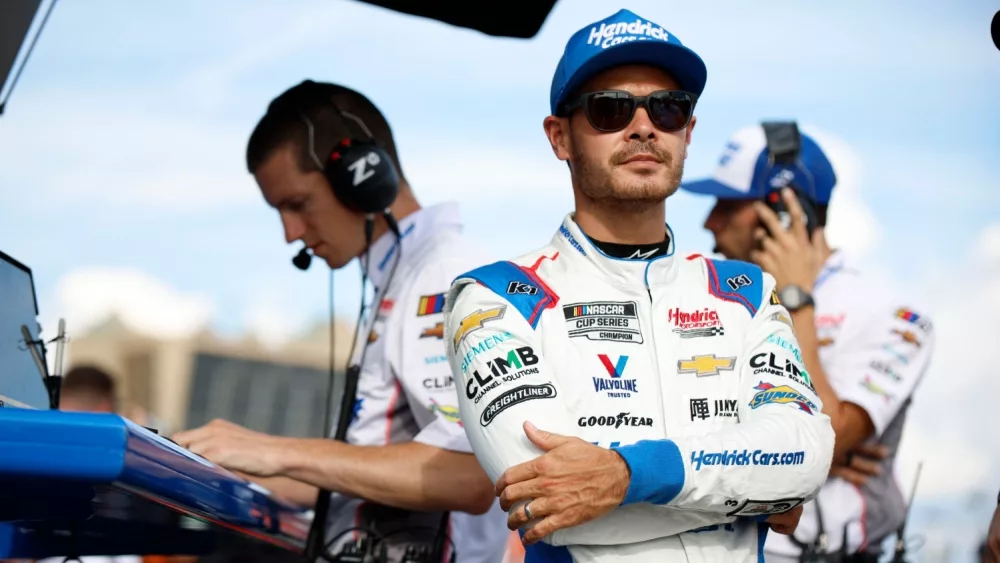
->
xmin=174 ymin=80 xmax=508 ymax=563
xmin=441 ymin=10 xmax=835 ymax=562
xmin=684 ymin=124 xmax=936 ymax=560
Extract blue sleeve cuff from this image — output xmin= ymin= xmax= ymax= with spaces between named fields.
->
xmin=612 ymin=440 xmax=685 ymax=505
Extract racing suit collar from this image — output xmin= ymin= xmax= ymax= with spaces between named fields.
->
xmin=362 ymin=202 xmax=463 ymax=289
xmin=813 ymin=249 xmax=846 ymax=291
xmin=552 ymin=214 xmax=680 ymax=289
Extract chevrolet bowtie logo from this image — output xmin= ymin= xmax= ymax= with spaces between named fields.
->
xmin=453 ymin=306 xmax=506 ymax=350
xmin=420 ymin=322 xmax=444 ymax=339
xmin=677 ymin=354 xmax=737 ymax=377
xmin=891 ymin=328 xmax=921 ymax=348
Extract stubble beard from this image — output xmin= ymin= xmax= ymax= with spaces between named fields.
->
xmin=571 ymin=140 xmax=684 ymax=213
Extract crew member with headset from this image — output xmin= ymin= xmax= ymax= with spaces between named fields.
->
xmin=682 ymin=122 xmax=935 ymax=561
xmin=173 ymin=80 xmax=508 ymax=563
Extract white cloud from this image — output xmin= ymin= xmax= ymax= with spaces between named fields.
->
xmin=47 ymin=267 xmax=214 ymax=339
xmin=0 ymin=96 xmax=257 ymax=213
xmin=797 ymin=124 xmax=882 ymax=259
xmin=977 ymin=223 xmax=1000 ymax=263
xmin=893 ymin=222 xmax=1000 ymax=500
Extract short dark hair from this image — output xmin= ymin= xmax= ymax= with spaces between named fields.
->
xmin=61 ymin=365 xmax=117 ymax=406
xmin=246 ymin=80 xmax=404 ymax=180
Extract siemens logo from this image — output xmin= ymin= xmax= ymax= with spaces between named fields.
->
xmin=690 ymin=449 xmax=805 ymax=471
xmin=460 ymin=332 xmax=514 ymax=373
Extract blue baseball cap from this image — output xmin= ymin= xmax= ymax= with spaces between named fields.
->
xmin=550 ymin=9 xmax=707 ymax=116
xmin=681 ymin=124 xmax=839 ymax=204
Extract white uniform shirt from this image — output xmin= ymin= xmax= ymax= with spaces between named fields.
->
xmin=325 ymin=203 xmax=507 ymax=563
xmin=764 ymin=250 xmax=935 ymax=559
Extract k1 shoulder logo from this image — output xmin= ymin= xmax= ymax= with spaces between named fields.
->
xmin=726 ymin=273 xmax=752 ymax=291
xmin=465 ymin=346 xmax=540 ymax=405
xmin=593 ymin=354 xmax=638 ymax=398
xmin=668 ymin=307 xmax=724 ymax=338
xmin=563 ymin=301 xmax=643 ymax=344
xmin=507 ymin=281 xmax=537 ymax=295
xmin=480 ymin=383 xmax=557 ymax=427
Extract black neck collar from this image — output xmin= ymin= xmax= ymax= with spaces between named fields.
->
xmin=586 ymin=232 xmax=671 ymax=261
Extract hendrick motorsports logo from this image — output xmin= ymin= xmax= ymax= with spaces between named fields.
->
xmin=690 ymin=448 xmax=805 ymax=471
xmin=480 ymin=383 xmax=557 ymax=427
xmin=668 ymin=307 xmax=724 ymax=339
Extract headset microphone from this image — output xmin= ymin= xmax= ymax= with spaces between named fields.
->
xmin=293 ymin=246 xmax=313 ymax=270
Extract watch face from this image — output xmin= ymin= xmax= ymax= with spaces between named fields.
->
xmin=780 ymin=286 xmax=804 ymax=309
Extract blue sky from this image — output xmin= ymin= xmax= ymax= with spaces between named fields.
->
xmin=1 ymin=0 xmax=999 ymax=556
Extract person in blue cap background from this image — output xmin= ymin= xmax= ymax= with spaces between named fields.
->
xmin=682 ymin=125 xmax=937 ymax=561
xmin=443 ymin=8 xmax=834 ymax=563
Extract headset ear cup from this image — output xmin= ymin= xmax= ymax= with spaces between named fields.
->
xmin=796 ymin=190 xmax=819 ymax=236
xmin=325 ymin=142 xmax=400 ymax=214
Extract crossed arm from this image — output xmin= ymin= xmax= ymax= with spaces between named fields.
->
xmin=444 ymin=272 xmax=834 ymax=545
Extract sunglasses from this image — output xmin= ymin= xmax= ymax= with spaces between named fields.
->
xmin=560 ymin=90 xmax=697 ymax=133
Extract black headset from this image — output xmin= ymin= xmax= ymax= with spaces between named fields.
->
xmin=280 ymin=80 xmax=401 ymax=269
xmin=297 ymin=85 xmax=400 ymax=214
xmin=760 ymin=120 xmax=820 ymax=238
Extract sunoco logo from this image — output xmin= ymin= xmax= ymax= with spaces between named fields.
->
xmin=578 ymin=413 xmax=653 ymax=429
xmin=586 ymin=19 xmax=670 ymax=50
xmin=480 ymin=383 xmax=557 ymax=427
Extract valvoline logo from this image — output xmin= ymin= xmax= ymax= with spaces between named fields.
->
xmin=598 ymin=354 xmax=628 ymax=377
xmin=748 ymin=382 xmax=817 ymax=414
xmin=593 ymin=354 xmax=637 ymax=398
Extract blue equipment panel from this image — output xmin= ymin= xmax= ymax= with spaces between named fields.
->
xmin=0 ymin=408 xmax=311 ymax=558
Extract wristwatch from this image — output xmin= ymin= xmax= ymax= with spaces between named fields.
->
xmin=778 ymin=285 xmax=815 ymax=312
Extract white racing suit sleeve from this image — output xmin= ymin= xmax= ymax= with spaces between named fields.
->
xmin=612 ymin=271 xmax=836 ymax=519
xmin=827 ymin=304 xmax=935 ymax=436
xmin=393 ymin=262 xmax=475 ymax=453
xmin=444 ymin=271 xmax=729 ymax=547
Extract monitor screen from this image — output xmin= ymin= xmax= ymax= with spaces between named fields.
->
xmin=0 ymin=250 xmax=49 ymax=409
